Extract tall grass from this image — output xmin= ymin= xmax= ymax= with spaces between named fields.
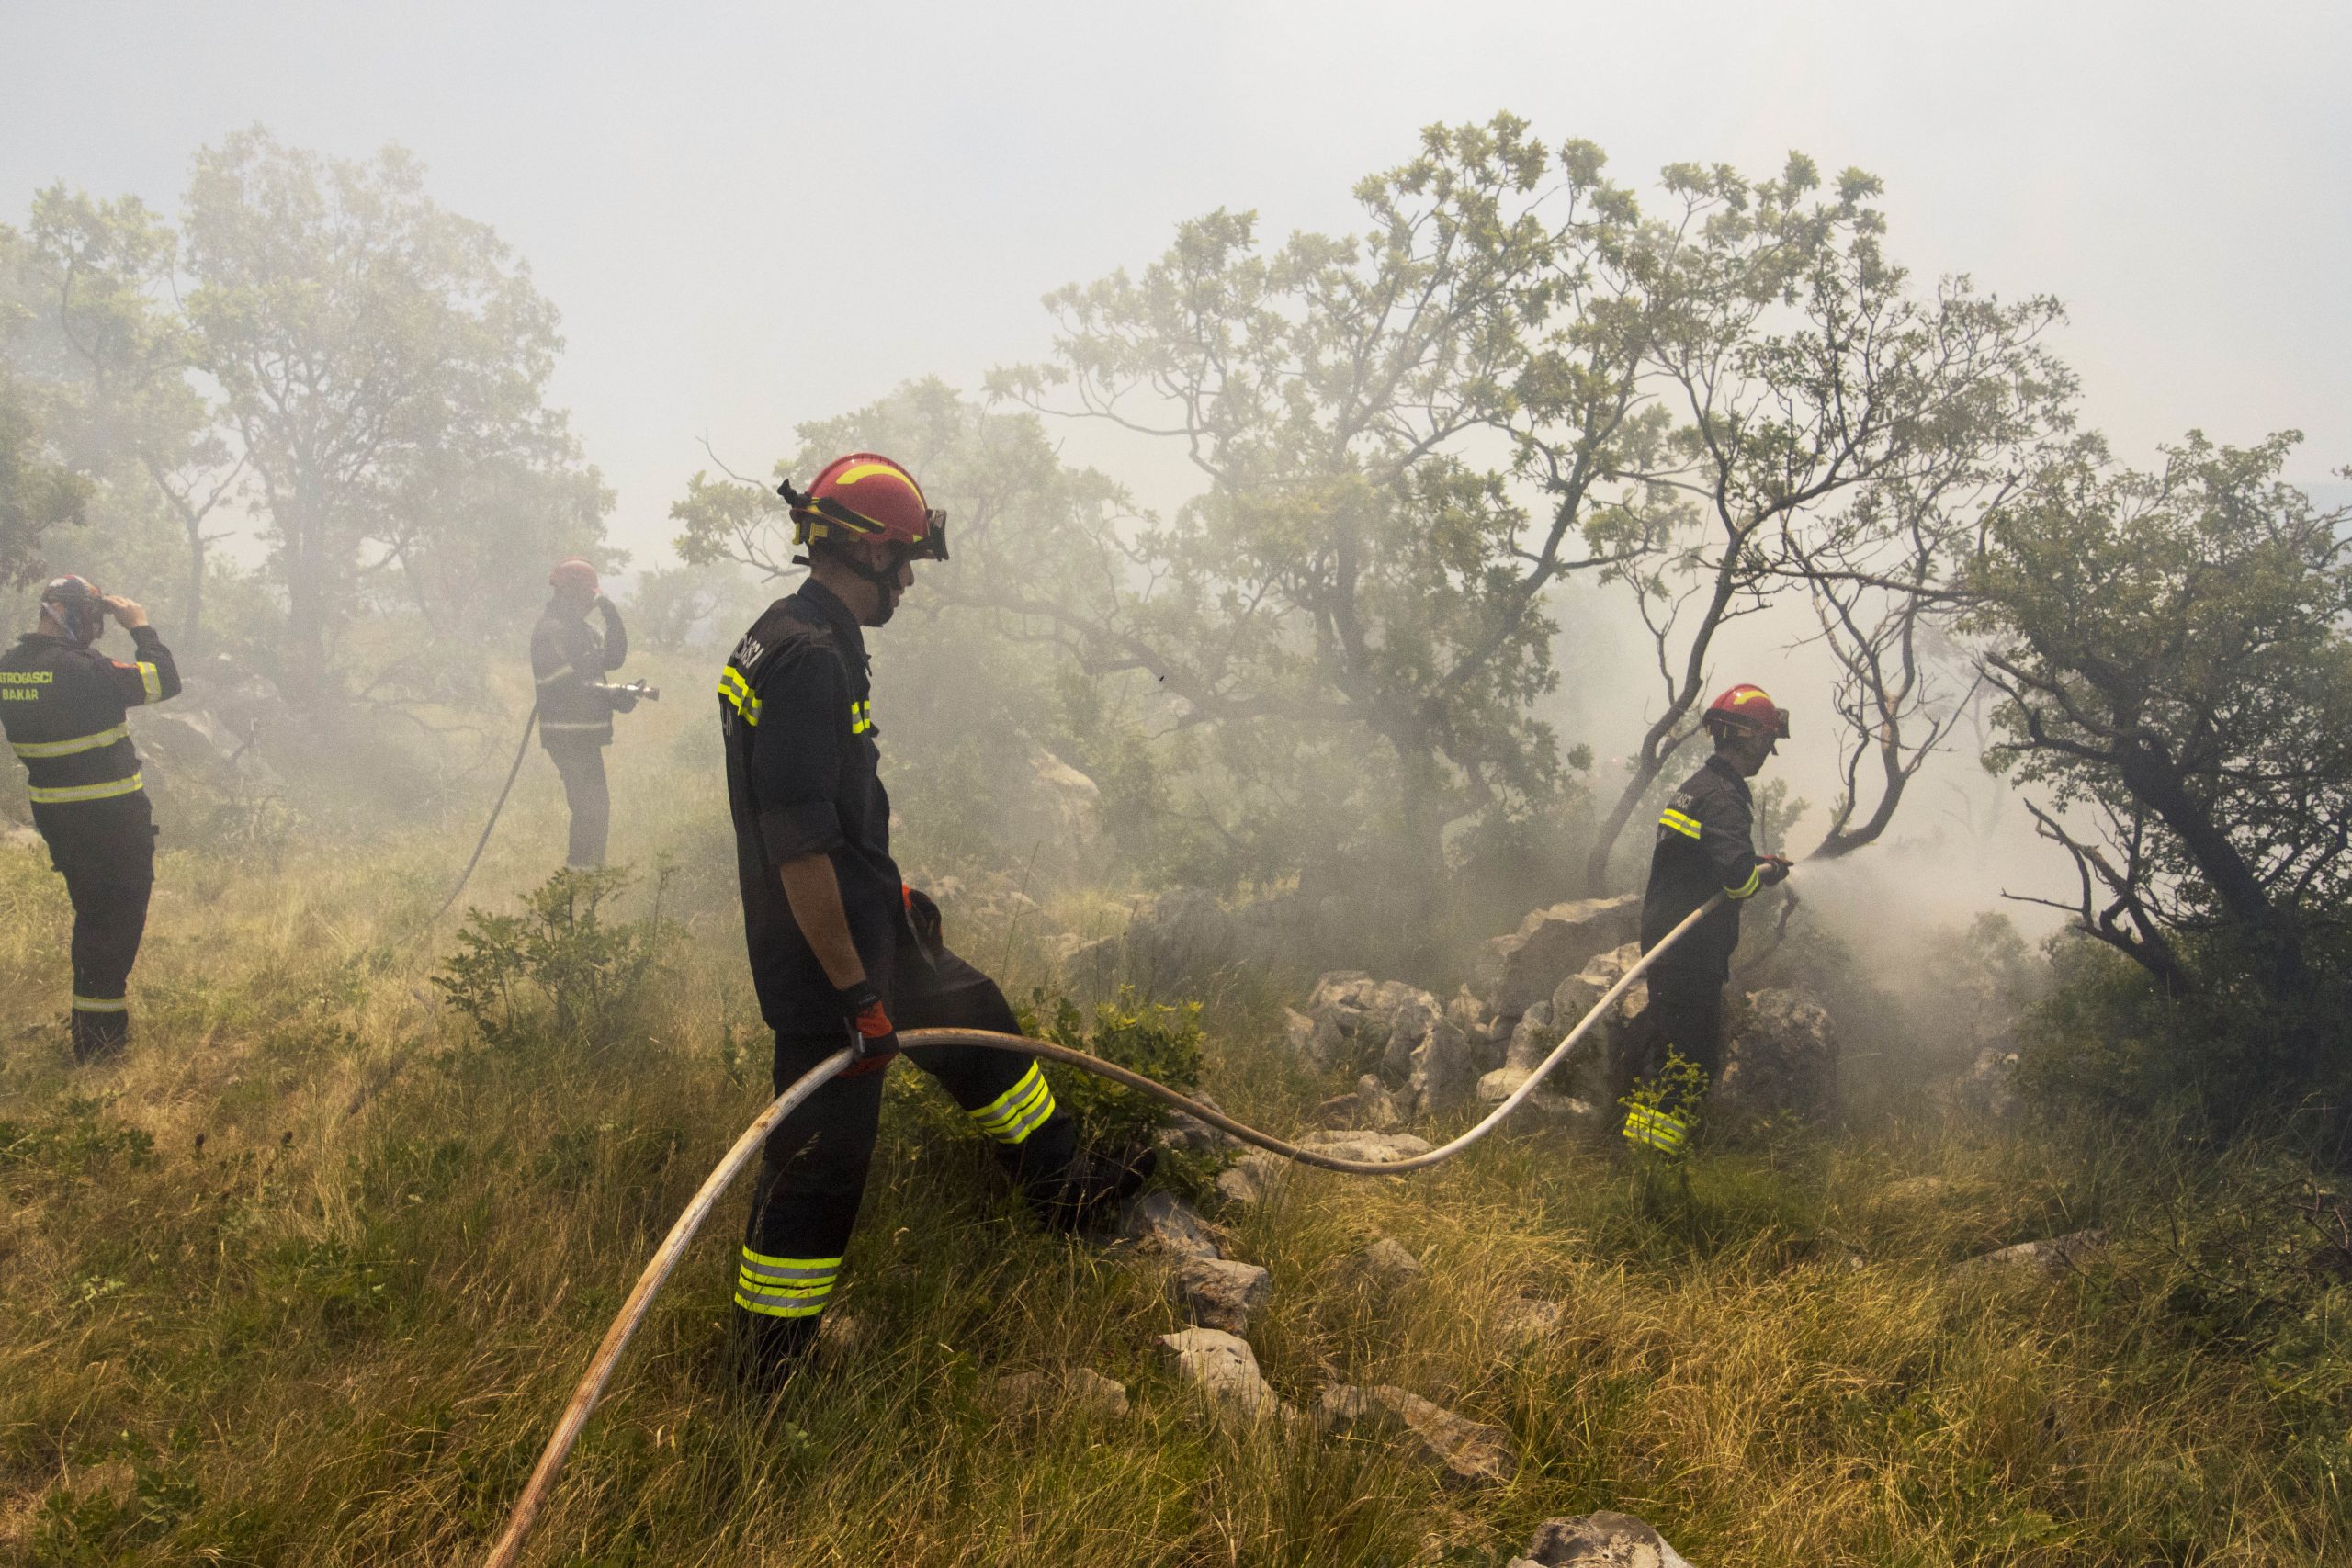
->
xmin=1 ymin=669 xmax=2345 ymax=1564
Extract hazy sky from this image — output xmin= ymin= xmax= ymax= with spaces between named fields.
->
xmin=6 ymin=0 xmax=2347 ymax=568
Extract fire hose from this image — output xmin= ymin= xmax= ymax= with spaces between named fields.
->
xmin=482 ymin=888 xmax=1742 ymax=1566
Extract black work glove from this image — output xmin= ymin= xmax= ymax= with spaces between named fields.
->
xmin=835 ymin=980 xmax=899 ymax=1077
xmin=1758 ymin=854 xmax=1794 ymax=888
xmin=607 ymin=683 xmax=639 ymax=714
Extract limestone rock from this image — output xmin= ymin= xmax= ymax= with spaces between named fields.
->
xmin=1340 ymin=1236 xmax=1424 ymax=1289
xmin=1316 ymin=1384 xmax=1517 ymax=1488
xmin=1962 ymin=1228 xmax=2109 ymax=1277
xmin=1718 ymin=987 xmax=1838 ymax=1122
xmin=1295 ymin=1129 xmax=1433 ymax=1165
xmin=1156 ymin=1327 xmax=1279 ymax=1424
xmin=1951 ymin=1044 xmax=2022 ymax=1121
xmin=1476 ymin=896 xmax=1641 ymax=1022
xmin=1522 ymin=1511 xmax=1695 ymax=1567
xmin=1175 ymin=1256 xmax=1272 ymax=1333
xmin=1544 ymin=943 xmax=1645 ymax=1050
xmin=1493 ymin=1295 xmax=1565 ymax=1352
xmin=1293 ymin=975 xmax=1487 ymax=1117
xmin=1474 ymin=1066 xmax=1595 ymax=1126
xmin=1354 ymin=1074 xmax=1402 ymax=1130
xmin=1216 ymin=1151 xmax=1283 ymax=1206
xmin=998 ymin=1366 xmax=1130 ymax=1420
xmin=1120 ymin=1191 xmax=1221 ymax=1259
xmin=1281 ymin=1006 xmax=1318 ymax=1062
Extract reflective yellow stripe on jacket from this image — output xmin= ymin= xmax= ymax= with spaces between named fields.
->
xmin=1659 ymin=807 xmax=1702 ymax=840
xmin=718 ymin=666 xmax=761 ymax=726
xmin=138 ymin=661 xmax=162 ymax=703
xmin=1724 ymin=864 xmax=1763 ymax=899
xmin=10 ymin=724 xmax=127 ymax=759
xmin=28 ymin=773 xmax=142 ymax=805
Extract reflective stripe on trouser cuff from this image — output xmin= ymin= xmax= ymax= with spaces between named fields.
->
xmin=138 ymin=662 xmax=161 ymax=702
xmin=11 ymin=725 xmax=127 ymax=758
xmin=538 ymin=721 xmax=611 ymax=733
xmin=29 ymin=773 xmax=141 ymax=804
xmin=1659 ymin=808 xmax=1702 ymax=840
xmin=1724 ymin=864 xmax=1763 ymax=899
xmin=735 ymin=1247 xmax=841 ymax=1318
xmin=968 ymin=1062 xmax=1057 ymax=1145
xmin=73 ymin=995 xmax=130 ymax=1013
xmin=1622 ymin=1104 xmax=1687 ymax=1153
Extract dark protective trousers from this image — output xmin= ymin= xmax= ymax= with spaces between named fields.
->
xmin=547 ymin=739 xmax=609 ymax=868
xmin=734 ymin=941 xmax=1075 ymax=1330
xmin=1617 ymin=964 xmax=1727 ymax=1111
xmin=34 ymin=795 xmax=156 ymax=1059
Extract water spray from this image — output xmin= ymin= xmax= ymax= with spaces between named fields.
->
xmin=481 ymin=889 xmax=1741 ymax=1566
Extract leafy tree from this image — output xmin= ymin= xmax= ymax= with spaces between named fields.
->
xmin=181 ymin=128 xmax=601 ymax=700
xmin=1001 ymin=118 xmax=2072 ymax=905
xmin=0 ymin=362 xmax=89 ymax=588
xmin=3 ymin=187 xmax=243 ymax=638
xmin=1971 ymin=432 xmax=2352 ymax=1077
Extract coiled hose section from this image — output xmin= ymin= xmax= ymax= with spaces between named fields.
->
xmin=482 ymin=892 xmax=1732 ymax=1565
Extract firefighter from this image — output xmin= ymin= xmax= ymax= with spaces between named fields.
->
xmin=1620 ymin=682 xmax=1793 ymax=1155
xmin=717 ymin=452 xmax=1149 ymax=1384
xmin=0 ymin=576 xmax=182 ymax=1062
xmin=531 ymin=558 xmax=637 ymax=868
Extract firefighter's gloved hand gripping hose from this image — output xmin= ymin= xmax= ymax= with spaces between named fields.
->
xmin=482 ymin=887 xmax=1748 ymax=1566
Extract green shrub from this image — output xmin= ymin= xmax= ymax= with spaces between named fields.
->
xmin=433 ymin=866 xmax=671 ymax=1049
xmin=1017 ymin=984 xmax=1204 ymax=1161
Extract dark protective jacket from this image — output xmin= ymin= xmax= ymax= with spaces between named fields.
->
xmin=532 ymin=598 xmax=628 ymax=748
xmin=1 ymin=626 xmax=181 ymax=874
xmin=718 ymin=579 xmax=901 ymax=1032
xmin=1638 ymin=752 xmax=1765 ymax=979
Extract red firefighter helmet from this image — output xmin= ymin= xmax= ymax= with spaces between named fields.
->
xmin=548 ymin=557 xmax=599 ymax=593
xmin=1704 ymin=682 xmax=1791 ymax=740
xmin=40 ymin=574 xmax=107 ymax=645
xmin=779 ymin=453 xmax=948 ymax=561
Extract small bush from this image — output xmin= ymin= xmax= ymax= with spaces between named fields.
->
xmin=433 ymin=866 xmax=671 ymax=1049
xmin=1017 ymin=984 xmax=1204 ymax=1161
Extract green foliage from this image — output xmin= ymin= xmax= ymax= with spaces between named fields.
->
xmin=0 ymin=362 xmax=90 ymax=589
xmin=1017 ymin=984 xmax=1204 ymax=1161
xmin=433 ymin=866 xmax=670 ymax=1049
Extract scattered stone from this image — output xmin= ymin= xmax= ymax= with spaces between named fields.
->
xmin=1542 ymin=942 xmax=1645 ymax=1050
xmin=1175 ymin=1256 xmax=1273 ymax=1333
xmin=1155 ymin=1093 xmax=1237 ymax=1156
xmin=1281 ymin=1006 xmax=1319 ymax=1062
xmin=1493 ymin=1295 xmax=1565 ymax=1351
xmin=1315 ymin=1384 xmax=1518 ymax=1488
xmin=1155 ymin=1327 xmax=1280 ymax=1425
xmin=1476 ymin=896 xmax=1641 ymax=1022
xmin=1216 ymin=1155 xmax=1277 ymax=1207
xmin=1340 ymin=1236 xmax=1424 ymax=1290
xmin=1717 ymin=988 xmax=1838 ymax=1122
xmin=998 ymin=1366 xmax=1130 ymax=1420
xmin=1120 ymin=1191 xmax=1221 ymax=1259
xmin=1473 ymin=1065 xmax=1595 ymax=1126
xmin=1521 ymin=1511 xmax=1696 ymax=1567
xmin=1311 ymin=1090 xmax=1365 ymax=1128
xmin=1291 ymin=975 xmax=1487 ymax=1118
xmin=1295 ymin=1129 xmax=1434 ymax=1165
xmin=1961 ymin=1229 xmax=2109 ymax=1277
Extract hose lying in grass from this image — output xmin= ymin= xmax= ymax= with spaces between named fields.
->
xmin=426 ymin=702 xmax=538 ymax=928
xmin=482 ymin=891 xmax=1734 ymax=1566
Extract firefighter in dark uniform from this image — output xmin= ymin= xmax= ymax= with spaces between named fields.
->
xmin=717 ymin=452 xmax=1149 ymax=1383
xmin=532 ymin=558 xmax=638 ymax=868
xmin=0 ymin=576 xmax=182 ymax=1061
xmin=1621 ymin=682 xmax=1792 ymax=1154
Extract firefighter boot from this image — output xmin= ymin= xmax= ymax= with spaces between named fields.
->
xmin=1001 ymin=1116 xmax=1158 ymax=1231
xmin=728 ymin=1305 xmax=818 ymax=1397
xmin=71 ymin=1004 xmax=130 ymax=1066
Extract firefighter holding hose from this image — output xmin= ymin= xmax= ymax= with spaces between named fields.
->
xmin=532 ymin=558 xmax=647 ymax=868
xmin=715 ymin=452 xmax=1148 ymax=1387
xmin=0 ymin=576 xmax=181 ymax=1062
xmin=1621 ymin=683 xmax=1793 ymax=1155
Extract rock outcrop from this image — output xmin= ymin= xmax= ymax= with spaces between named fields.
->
xmin=1315 ymin=1384 xmax=1517 ymax=1488
xmin=1960 ymin=1229 xmax=2109 ymax=1277
xmin=1338 ymin=1236 xmax=1423 ymax=1290
xmin=1120 ymin=1191 xmax=1220 ymax=1259
xmin=1475 ymin=896 xmax=1640 ymax=1022
xmin=1285 ymin=974 xmax=1487 ymax=1120
xmin=997 ymin=1366 xmax=1130 ymax=1420
xmin=1717 ymin=987 xmax=1838 ymax=1122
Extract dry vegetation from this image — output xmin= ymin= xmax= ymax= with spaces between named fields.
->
xmin=1 ymin=665 xmax=2345 ymax=1566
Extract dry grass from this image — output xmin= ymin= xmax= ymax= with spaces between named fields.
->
xmin=1 ymin=673 xmax=2346 ymax=1565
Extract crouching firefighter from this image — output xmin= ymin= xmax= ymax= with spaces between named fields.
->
xmin=0 ymin=577 xmax=182 ymax=1061
xmin=532 ymin=558 xmax=650 ymax=868
xmin=1620 ymin=683 xmax=1793 ymax=1156
xmin=718 ymin=452 xmax=1150 ymax=1384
